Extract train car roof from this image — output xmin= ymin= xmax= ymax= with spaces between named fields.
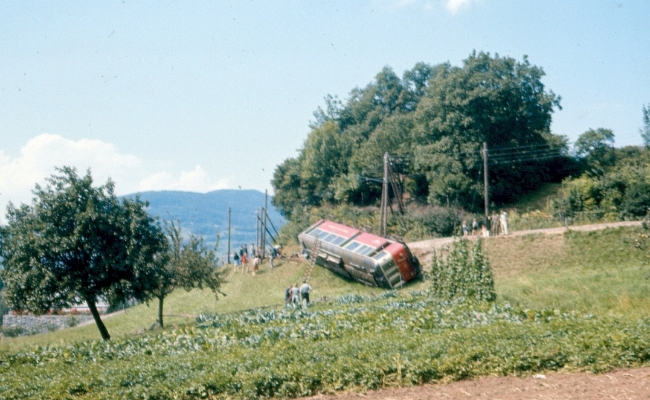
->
xmin=315 ymin=220 xmax=360 ymax=239
xmin=353 ymin=232 xmax=389 ymax=248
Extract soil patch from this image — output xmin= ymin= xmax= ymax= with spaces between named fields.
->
xmin=302 ymin=367 xmax=650 ymax=399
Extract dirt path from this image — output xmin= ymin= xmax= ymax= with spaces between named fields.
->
xmin=407 ymin=220 xmax=642 ymax=261
xmin=303 ymin=367 xmax=650 ymax=399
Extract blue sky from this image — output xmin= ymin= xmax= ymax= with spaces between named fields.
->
xmin=1 ymin=0 xmax=649 ymax=220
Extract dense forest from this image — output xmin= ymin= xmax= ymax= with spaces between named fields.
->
xmin=271 ymin=51 xmax=650 ymax=240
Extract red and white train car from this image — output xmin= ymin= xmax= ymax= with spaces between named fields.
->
xmin=298 ymin=220 xmax=421 ymax=289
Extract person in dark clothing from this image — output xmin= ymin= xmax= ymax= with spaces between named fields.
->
xmin=284 ymin=286 xmax=292 ymax=305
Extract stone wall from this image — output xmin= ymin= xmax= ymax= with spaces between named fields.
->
xmin=2 ymin=314 xmax=95 ymax=337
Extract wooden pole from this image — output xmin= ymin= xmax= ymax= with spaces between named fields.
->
xmin=483 ymin=142 xmax=489 ymax=229
xmin=227 ymin=207 xmax=231 ymax=264
xmin=255 ymin=208 xmax=259 ymax=253
xmin=380 ymin=152 xmax=389 ymax=237
xmin=261 ymin=190 xmax=268 ymax=259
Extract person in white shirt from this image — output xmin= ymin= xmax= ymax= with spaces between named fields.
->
xmin=500 ymin=211 xmax=509 ymax=235
xmin=300 ymin=281 xmax=312 ymax=305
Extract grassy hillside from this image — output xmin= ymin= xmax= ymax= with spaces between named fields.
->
xmin=486 ymin=228 xmax=648 ymax=316
xmin=0 ymin=252 xmax=388 ymax=351
xmin=2 ymin=226 xmax=646 ymax=352
xmin=2 ymin=227 xmax=649 ymax=398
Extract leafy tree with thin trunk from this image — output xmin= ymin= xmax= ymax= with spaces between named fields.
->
xmin=0 ymin=167 xmax=167 ymax=340
xmin=641 ymin=104 xmax=650 ymax=147
xmin=146 ymin=221 xmax=226 ymax=328
xmin=574 ymin=127 xmax=615 ymax=168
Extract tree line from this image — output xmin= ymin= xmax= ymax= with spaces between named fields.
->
xmin=0 ymin=167 xmax=225 ymax=340
xmin=272 ymin=51 xmax=650 ymax=237
xmin=272 ymin=51 xmax=572 ymax=221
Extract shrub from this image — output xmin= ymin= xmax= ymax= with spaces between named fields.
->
xmin=1 ymin=325 xmax=25 ymax=337
xmin=430 ymin=238 xmax=496 ymax=302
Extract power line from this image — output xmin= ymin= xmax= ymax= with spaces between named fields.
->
xmin=489 ymin=150 xmax=565 ymax=162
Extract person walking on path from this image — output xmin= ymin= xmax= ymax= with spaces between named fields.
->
xmin=300 ymin=281 xmax=312 ymax=306
xmin=462 ymin=220 xmax=468 ymax=236
xmin=233 ymin=253 xmax=240 ymax=268
xmin=472 ymin=219 xmax=479 ymax=236
xmin=268 ymin=248 xmax=275 ymax=269
xmin=500 ymin=211 xmax=509 ymax=235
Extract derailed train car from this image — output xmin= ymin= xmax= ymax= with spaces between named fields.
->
xmin=298 ymin=220 xmax=421 ymax=289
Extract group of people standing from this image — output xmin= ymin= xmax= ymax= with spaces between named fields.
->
xmin=489 ymin=211 xmax=509 ymax=236
xmin=232 ymin=244 xmax=281 ymax=275
xmin=285 ymin=281 xmax=312 ymax=307
xmin=462 ymin=211 xmax=509 ymax=237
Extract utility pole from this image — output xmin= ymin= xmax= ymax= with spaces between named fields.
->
xmin=483 ymin=142 xmax=490 ymax=228
xmin=261 ymin=190 xmax=268 ymax=259
xmin=227 ymin=207 xmax=231 ymax=264
xmin=387 ymin=161 xmax=404 ymax=215
xmin=379 ymin=152 xmax=389 ymax=237
xmin=255 ymin=208 xmax=260 ymax=253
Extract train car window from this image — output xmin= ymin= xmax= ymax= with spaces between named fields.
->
xmin=345 ymin=242 xmax=360 ymax=251
xmin=357 ymin=245 xmax=375 ymax=256
xmin=354 ymin=245 xmax=369 ymax=254
xmin=372 ymin=251 xmax=387 ymax=261
xmin=310 ymin=229 xmax=323 ymax=237
xmin=323 ymin=234 xmax=338 ymax=243
xmin=332 ymin=236 xmax=346 ymax=246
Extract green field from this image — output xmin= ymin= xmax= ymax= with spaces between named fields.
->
xmin=1 ymin=227 xmax=649 ymax=398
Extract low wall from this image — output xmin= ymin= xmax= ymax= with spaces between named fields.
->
xmin=2 ymin=314 xmax=95 ymax=337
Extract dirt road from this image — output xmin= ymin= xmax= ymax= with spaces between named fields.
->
xmin=304 ymin=367 xmax=650 ymax=399
xmin=407 ymin=220 xmax=643 ymax=261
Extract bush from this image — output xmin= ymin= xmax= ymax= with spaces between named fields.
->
xmin=67 ymin=315 xmax=79 ymax=328
xmin=1 ymin=325 xmax=25 ymax=337
xmin=430 ymin=238 xmax=496 ymax=302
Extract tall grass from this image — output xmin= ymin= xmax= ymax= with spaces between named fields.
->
xmin=487 ymin=227 xmax=649 ymax=316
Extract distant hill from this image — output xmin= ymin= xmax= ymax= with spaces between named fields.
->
xmin=122 ymin=190 xmax=285 ymax=254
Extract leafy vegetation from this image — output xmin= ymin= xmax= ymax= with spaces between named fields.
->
xmin=0 ymin=227 xmax=648 ymax=398
xmin=272 ymin=52 xmax=568 ymax=221
xmin=551 ymin=144 xmax=650 ymax=221
xmin=1 ymin=291 xmax=649 ymax=398
xmin=0 ymin=167 xmax=168 ymax=341
xmin=641 ymin=104 xmax=650 ymax=146
xmin=431 ymin=238 xmax=496 ymax=302
xmin=147 ymin=221 xmax=226 ymax=328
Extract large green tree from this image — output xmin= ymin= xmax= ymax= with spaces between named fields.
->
xmin=574 ymin=127 xmax=615 ymax=169
xmin=272 ymin=52 xmax=566 ymax=218
xmin=413 ymin=52 xmax=563 ymax=207
xmin=147 ymin=221 xmax=225 ymax=328
xmin=0 ymin=167 xmax=167 ymax=340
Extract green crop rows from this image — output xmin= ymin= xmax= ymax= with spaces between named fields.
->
xmin=2 ymin=291 xmax=650 ymax=399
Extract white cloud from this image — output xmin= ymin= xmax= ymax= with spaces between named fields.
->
xmin=0 ymin=134 xmax=142 ymax=210
xmin=445 ymin=0 xmax=472 ymax=14
xmin=0 ymin=134 xmax=230 ymax=223
xmin=139 ymin=166 xmax=231 ymax=192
